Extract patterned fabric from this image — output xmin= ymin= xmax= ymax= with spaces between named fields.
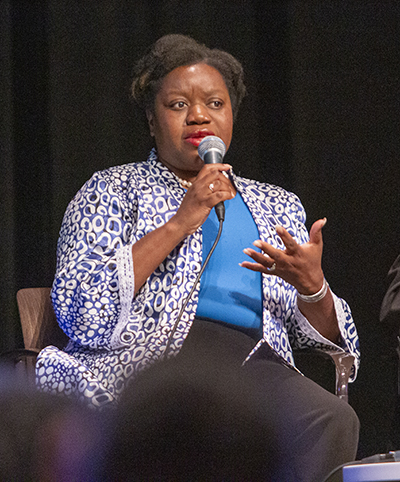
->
xmin=36 ymin=149 xmax=360 ymax=408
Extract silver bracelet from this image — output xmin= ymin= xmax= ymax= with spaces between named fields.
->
xmin=297 ymin=278 xmax=329 ymax=303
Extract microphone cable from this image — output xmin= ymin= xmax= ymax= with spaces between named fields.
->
xmin=163 ymin=219 xmax=223 ymax=357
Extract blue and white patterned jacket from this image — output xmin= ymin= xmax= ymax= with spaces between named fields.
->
xmin=36 ymin=150 xmax=359 ymax=408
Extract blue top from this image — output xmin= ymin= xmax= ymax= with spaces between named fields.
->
xmin=197 ymin=192 xmax=263 ymax=336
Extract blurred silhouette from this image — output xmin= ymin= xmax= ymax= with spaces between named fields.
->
xmin=101 ymin=356 xmax=276 ymax=481
xmin=0 ymin=365 xmax=105 ymax=482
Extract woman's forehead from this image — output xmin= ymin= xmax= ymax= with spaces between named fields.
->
xmin=159 ymin=63 xmax=229 ymax=95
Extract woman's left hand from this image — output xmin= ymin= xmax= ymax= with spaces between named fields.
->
xmin=240 ymin=218 xmax=327 ymax=295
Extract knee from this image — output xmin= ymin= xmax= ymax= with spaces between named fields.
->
xmin=333 ymin=398 xmax=360 ymax=433
xmin=323 ymin=397 xmax=360 ymax=452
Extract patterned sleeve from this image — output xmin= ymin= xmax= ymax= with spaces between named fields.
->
xmin=51 ymin=169 xmax=136 ymax=349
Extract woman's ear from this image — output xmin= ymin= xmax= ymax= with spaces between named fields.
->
xmin=146 ymin=109 xmax=155 ymax=137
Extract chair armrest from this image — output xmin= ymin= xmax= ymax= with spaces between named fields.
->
xmin=293 ymin=348 xmax=354 ymax=403
xmin=326 ymin=351 xmax=355 ymax=403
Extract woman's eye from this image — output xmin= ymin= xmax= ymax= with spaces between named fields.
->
xmin=171 ymin=101 xmax=186 ymax=109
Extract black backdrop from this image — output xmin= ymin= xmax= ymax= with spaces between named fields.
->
xmin=1 ymin=0 xmax=400 ymax=458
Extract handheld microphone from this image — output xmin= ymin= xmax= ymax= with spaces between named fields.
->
xmin=198 ymin=136 xmax=227 ymax=222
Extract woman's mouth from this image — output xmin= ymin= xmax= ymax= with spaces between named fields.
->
xmin=185 ymin=131 xmax=215 ymax=147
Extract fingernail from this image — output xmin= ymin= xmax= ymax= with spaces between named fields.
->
xmin=243 ymin=248 xmax=251 ymax=255
xmin=253 ymin=240 xmax=262 ymax=248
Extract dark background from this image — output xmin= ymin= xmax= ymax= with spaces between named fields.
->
xmin=1 ymin=0 xmax=400 ymax=458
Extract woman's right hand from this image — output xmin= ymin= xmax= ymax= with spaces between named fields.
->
xmin=171 ymin=163 xmax=236 ymax=236
xmin=132 ymin=163 xmax=234 ymax=294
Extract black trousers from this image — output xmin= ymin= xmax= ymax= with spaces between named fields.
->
xmin=176 ymin=318 xmax=360 ymax=482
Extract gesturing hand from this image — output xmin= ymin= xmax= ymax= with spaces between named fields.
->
xmin=240 ymin=218 xmax=327 ymax=295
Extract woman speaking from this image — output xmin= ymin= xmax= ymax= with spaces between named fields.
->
xmin=36 ymin=34 xmax=360 ymax=481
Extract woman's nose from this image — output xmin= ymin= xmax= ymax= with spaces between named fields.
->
xmin=186 ymin=104 xmax=210 ymax=125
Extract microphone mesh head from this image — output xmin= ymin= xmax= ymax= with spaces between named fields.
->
xmin=198 ymin=136 xmax=226 ymax=161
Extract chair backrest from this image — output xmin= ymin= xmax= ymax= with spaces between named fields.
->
xmin=16 ymin=288 xmax=69 ymax=352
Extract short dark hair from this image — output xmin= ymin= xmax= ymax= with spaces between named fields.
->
xmin=131 ymin=34 xmax=246 ymax=121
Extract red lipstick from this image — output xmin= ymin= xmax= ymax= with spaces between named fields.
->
xmin=185 ymin=130 xmax=215 ymax=147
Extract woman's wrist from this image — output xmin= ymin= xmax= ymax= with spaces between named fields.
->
xmin=167 ymin=216 xmax=192 ymax=240
xmin=297 ymin=278 xmax=329 ymax=303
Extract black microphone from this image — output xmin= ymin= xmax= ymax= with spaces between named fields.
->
xmin=198 ymin=136 xmax=227 ymax=222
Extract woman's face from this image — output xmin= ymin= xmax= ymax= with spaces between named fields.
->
xmin=147 ymin=63 xmax=233 ymax=179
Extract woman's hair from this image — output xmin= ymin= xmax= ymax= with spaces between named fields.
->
xmin=131 ymin=34 xmax=246 ymax=120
